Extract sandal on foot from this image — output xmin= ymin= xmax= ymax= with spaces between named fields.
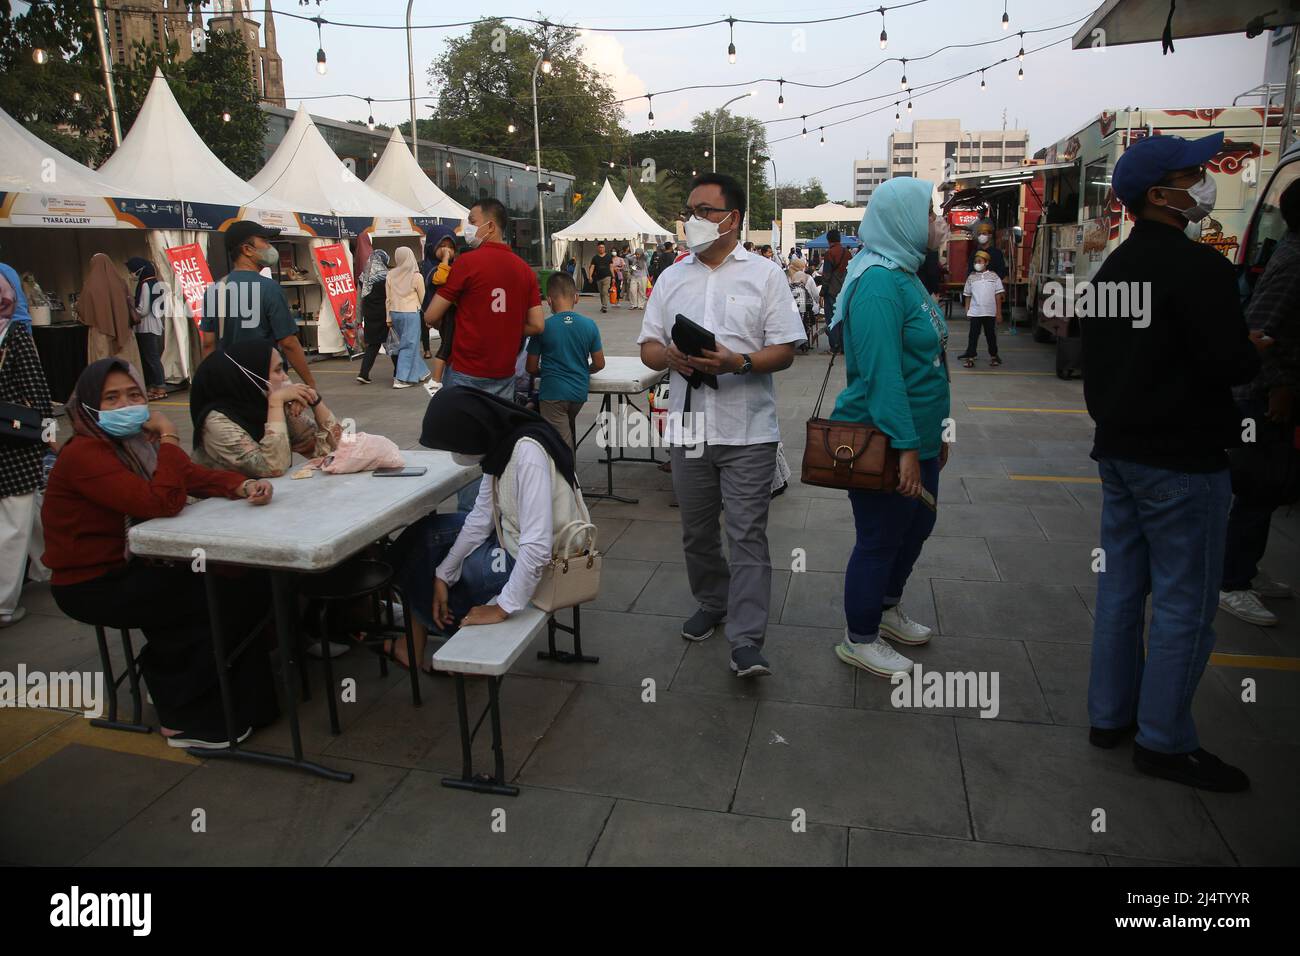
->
xmin=989 ymin=356 xmax=1002 ymax=367
xmin=962 ymin=357 xmax=975 ymax=368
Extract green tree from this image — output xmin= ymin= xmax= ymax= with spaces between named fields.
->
xmin=416 ymin=19 xmax=623 ymax=189
xmin=0 ymin=0 xmax=110 ymax=164
xmin=116 ymin=29 xmax=267 ymax=179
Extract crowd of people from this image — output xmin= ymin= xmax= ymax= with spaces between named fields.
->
xmin=0 ymin=139 xmax=1294 ymax=797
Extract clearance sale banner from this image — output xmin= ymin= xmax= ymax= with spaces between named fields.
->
xmin=313 ymin=242 xmax=359 ymax=350
xmin=163 ymin=243 xmax=214 ymax=327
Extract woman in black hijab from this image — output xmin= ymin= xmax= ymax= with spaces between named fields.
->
xmin=388 ymin=387 xmax=590 ymax=671
xmin=190 ymin=340 xmax=341 ymax=477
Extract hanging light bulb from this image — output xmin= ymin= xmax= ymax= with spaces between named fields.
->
xmin=222 ymin=109 xmax=232 ymax=123
xmin=980 ymin=69 xmax=987 ymax=91
xmin=878 ymin=7 xmax=888 ymax=49
xmin=895 ymin=108 xmax=900 ymax=122
xmin=647 ymin=95 xmax=654 ymax=128
xmin=541 ymin=54 xmax=553 ymax=74
xmin=819 ymin=127 xmax=825 ymax=146
xmin=314 ymin=18 xmax=327 ymax=75
xmin=72 ymin=90 xmax=82 ymax=104
xmin=507 ymin=122 xmax=516 ymax=133
xmin=703 ymin=149 xmax=710 ymax=158
xmin=1018 ymin=32 xmax=1025 ymax=60
xmin=777 ymin=79 xmax=784 ymax=110
xmin=446 ymin=161 xmax=452 ymax=168
xmin=1018 ymin=66 xmax=1024 ymax=80
xmin=609 ymin=161 xmax=615 ymax=168
xmin=1002 ymin=2 xmax=1010 ymax=31
xmin=907 ymin=88 xmax=913 ymax=112
xmin=900 ymin=58 xmax=908 ymax=89
xmin=801 ymin=115 xmax=807 ymax=139
xmin=32 ymin=47 xmax=47 ymax=65
xmin=365 ymin=98 xmax=375 ymax=130
xmin=727 ymin=18 xmax=737 ymax=64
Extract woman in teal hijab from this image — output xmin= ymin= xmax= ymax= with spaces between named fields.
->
xmin=829 ymin=177 xmax=951 ymax=680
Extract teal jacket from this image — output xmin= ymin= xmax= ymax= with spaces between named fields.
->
xmin=830 ymin=266 xmax=950 ymax=460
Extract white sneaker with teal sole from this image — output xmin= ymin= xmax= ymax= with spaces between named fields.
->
xmin=835 ymin=634 xmax=914 ymax=678
xmin=879 ymin=605 xmax=932 ymax=645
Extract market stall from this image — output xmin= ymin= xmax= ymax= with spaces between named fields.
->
xmin=620 ymin=186 xmax=674 ymax=247
xmin=552 ymin=180 xmax=647 ymax=292
xmin=248 ymin=106 xmax=424 ymax=355
xmin=366 ymin=127 xmax=468 ymax=236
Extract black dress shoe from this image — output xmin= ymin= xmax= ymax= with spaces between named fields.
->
xmin=1089 ymin=722 xmax=1137 ymax=749
xmin=1133 ymin=743 xmax=1250 ymax=793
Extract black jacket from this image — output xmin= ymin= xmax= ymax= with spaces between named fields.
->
xmin=1082 ymin=219 xmax=1260 ymax=472
xmin=361 ymin=277 xmax=388 ymax=345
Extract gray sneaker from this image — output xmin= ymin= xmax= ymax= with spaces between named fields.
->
xmin=681 ymin=608 xmax=725 ymax=642
xmin=730 ymin=645 xmax=771 ymax=678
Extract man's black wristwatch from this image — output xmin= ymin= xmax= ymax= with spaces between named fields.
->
xmin=734 ymin=353 xmax=753 ymax=375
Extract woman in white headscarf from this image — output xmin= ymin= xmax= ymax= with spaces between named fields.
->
xmin=384 ymin=246 xmax=429 ymax=388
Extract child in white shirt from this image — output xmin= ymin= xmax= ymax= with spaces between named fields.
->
xmin=959 ymin=250 xmax=1005 ymax=367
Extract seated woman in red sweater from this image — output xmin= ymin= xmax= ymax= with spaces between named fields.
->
xmin=43 ymin=358 xmax=279 ymax=749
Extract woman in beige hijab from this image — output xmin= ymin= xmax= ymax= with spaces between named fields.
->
xmin=78 ymin=253 xmax=142 ymax=368
xmin=384 ymin=245 xmax=428 ymax=388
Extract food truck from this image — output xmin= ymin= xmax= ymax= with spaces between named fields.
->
xmin=1023 ymin=107 xmax=1283 ymax=372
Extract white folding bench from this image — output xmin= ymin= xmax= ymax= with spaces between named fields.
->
xmin=432 ymin=606 xmax=551 ymax=797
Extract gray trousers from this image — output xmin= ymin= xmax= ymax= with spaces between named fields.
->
xmin=671 ymin=441 xmax=778 ymax=650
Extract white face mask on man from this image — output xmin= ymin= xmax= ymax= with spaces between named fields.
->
xmin=1160 ymin=174 xmax=1218 ymax=224
xmin=683 ymin=212 xmax=735 ymax=254
xmin=462 ymin=220 xmax=484 ymax=248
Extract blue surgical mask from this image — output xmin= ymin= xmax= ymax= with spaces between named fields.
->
xmin=90 ymin=403 xmax=150 ymax=437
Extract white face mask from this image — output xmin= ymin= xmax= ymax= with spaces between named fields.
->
xmin=1162 ymin=174 xmax=1217 ymax=223
xmin=683 ymin=213 xmax=734 ymax=254
xmin=225 ymin=352 xmax=272 ymax=395
xmin=974 ymin=262 xmax=987 ymax=273
xmin=927 ymin=218 xmax=949 ymax=251
xmin=977 ymin=233 xmax=990 ymax=246
xmin=463 ymin=220 xmax=484 ymax=248
xmin=451 ymin=452 xmax=484 ymax=466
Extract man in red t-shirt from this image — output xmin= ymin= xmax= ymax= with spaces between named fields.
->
xmin=423 ymin=197 xmax=544 ymax=400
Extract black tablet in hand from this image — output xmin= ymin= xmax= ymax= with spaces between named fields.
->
xmin=671 ymin=315 xmax=719 ymax=390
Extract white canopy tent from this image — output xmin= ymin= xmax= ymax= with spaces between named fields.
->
xmin=249 ymin=106 xmax=426 ymax=354
xmin=98 ymin=70 xmax=305 ymax=381
xmin=366 ymin=128 xmax=469 ymax=226
xmin=551 ymin=180 xmax=648 ymax=283
xmin=620 ymin=186 xmax=674 ymax=242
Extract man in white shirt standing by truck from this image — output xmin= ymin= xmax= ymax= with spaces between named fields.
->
xmin=958 ymin=249 xmax=1005 ymax=368
xmin=637 ymin=172 xmax=805 ymax=678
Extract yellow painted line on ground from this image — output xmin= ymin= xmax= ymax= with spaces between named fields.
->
xmin=0 ymin=711 xmax=198 ymax=787
xmin=1008 ymin=474 xmax=1102 ymax=484
xmin=1209 ymin=653 xmax=1300 ymax=671
xmin=968 ymin=406 xmax=1088 ymax=414
xmin=149 ymin=400 xmax=190 ymax=406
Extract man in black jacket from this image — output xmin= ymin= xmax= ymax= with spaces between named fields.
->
xmin=1082 ymin=132 xmax=1266 ymax=793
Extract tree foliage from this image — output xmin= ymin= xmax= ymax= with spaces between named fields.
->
xmin=417 ymin=20 xmax=623 ymax=190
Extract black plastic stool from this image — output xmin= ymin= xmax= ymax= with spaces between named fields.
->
xmin=90 ymin=625 xmax=152 ymax=734
xmin=297 ymin=558 xmax=421 ymax=735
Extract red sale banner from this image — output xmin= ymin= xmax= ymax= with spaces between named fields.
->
xmin=163 ymin=243 xmax=214 ymax=328
xmin=312 ymin=242 xmax=359 ymax=351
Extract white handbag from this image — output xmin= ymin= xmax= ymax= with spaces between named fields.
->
xmin=492 ymin=479 xmax=603 ymax=612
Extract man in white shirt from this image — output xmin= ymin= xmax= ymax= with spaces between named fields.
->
xmin=958 ymin=249 xmax=1005 ymax=367
xmin=638 ymin=173 xmax=805 ymax=678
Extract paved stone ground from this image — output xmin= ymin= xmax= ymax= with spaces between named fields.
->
xmin=1 ymin=298 xmax=1297 ymax=867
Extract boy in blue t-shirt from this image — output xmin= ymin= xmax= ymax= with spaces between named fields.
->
xmin=526 ymin=272 xmax=605 ymax=449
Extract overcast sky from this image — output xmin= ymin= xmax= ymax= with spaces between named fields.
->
xmin=248 ymin=0 xmax=1266 ymax=198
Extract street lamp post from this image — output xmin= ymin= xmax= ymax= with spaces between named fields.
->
xmin=406 ymin=1 xmax=418 ymax=165
xmin=743 ymin=135 xmax=752 ymax=242
xmin=768 ymin=157 xmax=779 ymax=250
xmin=712 ymin=92 xmax=754 ymax=174
xmin=532 ymin=49 xmax=551 ymax=270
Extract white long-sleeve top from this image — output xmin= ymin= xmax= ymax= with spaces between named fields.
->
xmin=434 ymin=440 xmax=554 ymax=614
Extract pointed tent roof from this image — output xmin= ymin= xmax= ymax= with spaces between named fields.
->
xmin=620 ymin=186 xmax=673 ymax=238
xmin=553 ymin=180 xmax=645 ymax=241
xmin=365 ymin=128 xmax=468 ymax=222
xmin=248 ymin=105 xmax=421 ymax=226
xmin=0 ymin=105 xmax=144 ymax=199
xmin=99 ymin=69 xmax=291 ymax=217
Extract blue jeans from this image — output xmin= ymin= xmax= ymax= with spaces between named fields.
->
xmin=391 ymin=311 xmax=429 ymax=384
xmin=392 ymin=512 xmax=515 ymax=634
xmin=844 ymin=457 xmax=940 ymax=641
xmin=1221 ymin=397 xmax=1275 ymax=591
xmin=443 ymin=368 xmax=516 ymax=510
xmin=1088 ymin=458 xmax=1232 ymax=754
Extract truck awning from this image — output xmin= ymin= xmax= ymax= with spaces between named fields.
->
xmin=1072 ymin=0 xmax=1300 ymax=50
xmin=946 ymin=161 xmax=1075 ymax=190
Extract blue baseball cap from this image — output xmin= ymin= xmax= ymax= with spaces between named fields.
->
xmin=1112 ymin=131 xmax=1224 ymax=206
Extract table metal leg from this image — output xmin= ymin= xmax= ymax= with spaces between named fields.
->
xmin=191 ymin=569 xmax=353 ymax=783
xmin=441 ymin=674 xmax=520 ymax=797
xmin=537 ymin=605 xmax=599 ymax=664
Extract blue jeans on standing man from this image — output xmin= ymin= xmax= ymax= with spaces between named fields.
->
xmin=1088 ymin=458 xmax=1232 ymax=755
xmin=844 ymin=457 xmax=940 ymax=641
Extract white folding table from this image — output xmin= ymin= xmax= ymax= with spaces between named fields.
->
xmin=128 ymin=449 xmax=478 ymax=782
xmin=577 ymin=356 xmax=669 ymax=505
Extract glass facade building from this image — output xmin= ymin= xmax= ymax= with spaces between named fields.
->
xmin=260 ymin=106 xmax=576 ymax=265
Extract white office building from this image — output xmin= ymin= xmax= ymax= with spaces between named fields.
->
xmin=888 ymin=119 xmax=1029 ymax=201
xmin=852 ymin=158 xmax=890 ymax=205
